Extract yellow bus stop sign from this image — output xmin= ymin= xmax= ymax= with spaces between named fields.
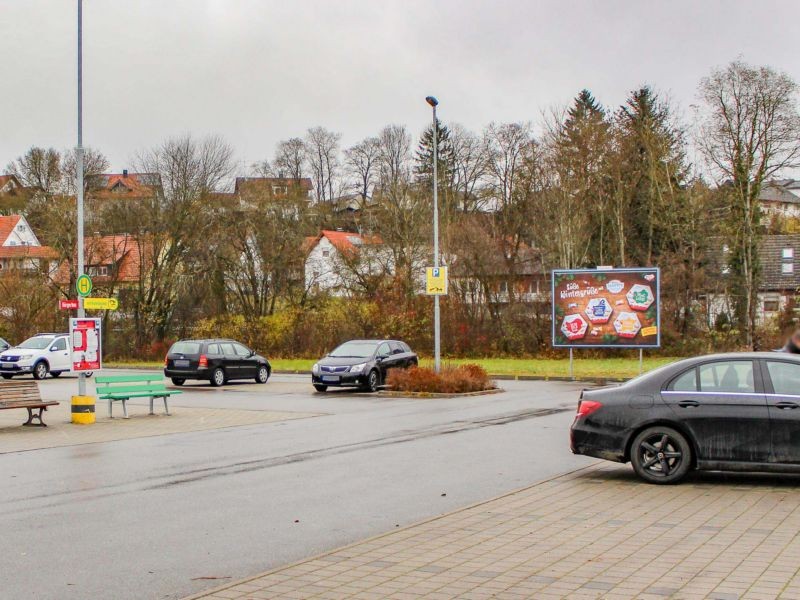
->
xmin=426 ymin=266 xmax=448 ymax=295
xmin=83 ymin=297 xmax=119 ymax=311
xmin=76 ymin=274 xmax=93 ymax=297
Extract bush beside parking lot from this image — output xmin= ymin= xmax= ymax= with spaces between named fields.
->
xmin=386 ymin=364 xmax=495 ymax=394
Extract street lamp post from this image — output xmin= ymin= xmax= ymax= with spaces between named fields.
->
xmin=425 ymin=96 xmax=441 ymax=373
xmin=76 ymin=0 xmax=86 ymax=397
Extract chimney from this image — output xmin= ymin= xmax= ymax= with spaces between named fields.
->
xmin=123 ymin=169 xmax=128 ymax=177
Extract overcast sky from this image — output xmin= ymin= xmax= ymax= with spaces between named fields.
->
xmin=2 ymin=0 xmax=800 ymax=175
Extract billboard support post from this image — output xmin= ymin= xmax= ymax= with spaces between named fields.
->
xmin=639 ymin=348 xmax=643 ymax=375
xmin=569 ymin=348 xmax=574 ymax=380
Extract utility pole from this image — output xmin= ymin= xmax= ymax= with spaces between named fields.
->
xmin=425 ymin=96 xmax=441 ymax=373
xmin=76 ymin=0 xmax=86 ymax=397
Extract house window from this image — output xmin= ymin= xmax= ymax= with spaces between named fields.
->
xmin=272 ymin=185 xmax=288 ymax=195
xmin=313 ymin=271 xmax=320 ymax=279
xmin=499 ymin=281 xmax=509 ymax=293
xmin=17 ymin=224 xmax=25 ymax=232
xmin=783 ymin=248 xmax=794 ymax=259
xmin=764 ymin=300 xmax=780 ymax=312
xmin=322 ymin=250 xmax=330 ymax=258
xmin=782 ymin=263 xmax=794 ymax=275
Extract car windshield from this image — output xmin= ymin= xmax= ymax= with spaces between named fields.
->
xmin=170 ymin=341 xmax=202 ymax=355
xmin=17 ymin=336 xmax=55 ymax=350
xmin=328 ymin=341 xmax=378 ymax=358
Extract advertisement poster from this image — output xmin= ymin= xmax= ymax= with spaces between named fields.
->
xmin=70 ymin=317 xmax=102 ymax=371
xmin=551 ymin=268 xmax=660 ymax=348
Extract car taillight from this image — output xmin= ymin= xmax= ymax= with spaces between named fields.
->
xmin=199 ymin=355 xmax=208 ymax=368
xmin=576 ymin=400 xmax=602 ymax=418
xmin=164 ymin=354 xmax=168 ymax=367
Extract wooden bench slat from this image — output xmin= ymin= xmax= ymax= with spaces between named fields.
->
xmin=96 ymin=384 xmax=170 ymax=394
xmin=96 ymin=374 xmax=164 ymax=383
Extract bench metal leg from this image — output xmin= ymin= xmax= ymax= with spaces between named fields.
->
xmin=23 ymin=407 xmax=47 ymax=427
xmin=163 ymin=396 xmax=170 ymax=416
xmin=122 ymin=399 xmax=128 ymax=419
xmin=149 ymin=397 xmax=154 ymax=415
xmin=108 ymin=399 xmax=113 ymax=418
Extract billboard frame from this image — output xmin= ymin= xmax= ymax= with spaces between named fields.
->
xmin=551 ymin=267 xmax=661 ymax=349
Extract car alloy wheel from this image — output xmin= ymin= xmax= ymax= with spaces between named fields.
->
xmin=366 ymin=370 xmax=379 ymax=393
xmin=32 ymin=362 xmax=48 ymax=380
xmin=211 ymin=368 xmax=226 ymax=387
xmin=631 ymin=426 xmax=692 ymax=484
xmin=1 ymin=374 xmax=13 ymax=379
xmin=256 ymin=366 xmax=269 ymax=384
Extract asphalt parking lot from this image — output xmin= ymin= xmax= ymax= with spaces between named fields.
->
xmin=0 ymin=371 xmax=592 ymax=600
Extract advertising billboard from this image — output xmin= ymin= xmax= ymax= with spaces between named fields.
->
xmin=551 ymin=268 xmax=660 ymax=348
xmin=70 ymin=317 xmax=102 ymax=371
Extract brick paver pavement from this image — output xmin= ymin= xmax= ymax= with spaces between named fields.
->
xmin=185 ymin=463 xmax=800 ymax=600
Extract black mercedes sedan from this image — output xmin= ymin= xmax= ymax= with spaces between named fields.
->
xmin=164 ymin=338 xmax=271 ymax=386
xmin=571 ymin=352 xmax=800 ymax=484
xmin=311 ymin=339 xmax=418 ymax=392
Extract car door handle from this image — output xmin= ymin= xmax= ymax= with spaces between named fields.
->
xmin=776 ymin=401 xmax=800 ymax=410
xmin=678 ymin=400 xmax=700 ymax=408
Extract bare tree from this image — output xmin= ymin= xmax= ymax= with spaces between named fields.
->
xmin=61 ymin=147 xmax=110 ymax=194
xmin=249 ymin=159 xmax=275 ymax=178
xmin=5 ymin=147 xmax=62 ymax=193
xmin=698 ymin=61 xmax=800 ymax=347
xmin=305 ymin=127 xmax=342 ymax=202
xmin=449 ymin=124 xmax=487 ymax=212
xmin=344 ymin=136 xmax=380 ymax=200
xmin=377 ymin=125 xmax=412 ymax=187
xmin=274 ymin=138 xmax=306 ymax=179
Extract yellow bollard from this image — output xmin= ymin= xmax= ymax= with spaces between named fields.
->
xmin=71 ymin=395 xmax=96 ymax=424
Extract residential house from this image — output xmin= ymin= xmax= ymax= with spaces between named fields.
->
xmin=759 ymin=179 xmax=800 ymax=220
xmin=0 ymin=174 xmax=40 ymax=215
xmin=706 ymin=234 xmax=800 ymax=324
xmin=234 ymin=177 xmax=313 ymax=200
xmin=0 ymin=215 xmax=57 ymax=275
xmin=304 ymin=230 xmax=388 ymax=295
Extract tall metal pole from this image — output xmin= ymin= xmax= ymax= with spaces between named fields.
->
xmin=76 ymin=0 xmax=86 ymax=397
xmin=429 ymin=98 xmax=441 ymax=373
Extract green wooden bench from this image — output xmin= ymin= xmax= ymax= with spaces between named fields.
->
xmin=95 ymin=373 xmax=182 ymax=419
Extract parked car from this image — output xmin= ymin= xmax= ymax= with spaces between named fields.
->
xmin=0 ymin=337 xmax=10 ymax=353
xmin=311 ymin=339 xmax=418 ymax=393
xmin=164 ymin=338 xmax=271 ymax=386
xmin=0 ymin=333 xmax=72 ymax=380
xmin=571 ymin=352 xmax=800 ymax=484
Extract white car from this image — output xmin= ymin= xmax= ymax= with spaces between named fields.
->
xmin=0 ymin=333 xmax=73 ymax=380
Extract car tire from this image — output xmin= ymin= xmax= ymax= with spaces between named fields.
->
xmin=32 ymin=361 xmax=49 ymax=380
xmin=210 ymin=367 xmax=226 ymax=387
xmin=256 ymin=365 xmax=269 ymax=384
xmin=364 ymin=369 xmax=380 ymax=393
xmin=1 ymin=374 xmax=12 ymax=379
xmin=50 ymin=371 xmax=62 ymax=378
xmin=313 ymin=384 xmax=328 ymax=392
xmin=171 ymin=378 xmax=186 ymax=386
xmin=631 ymin=426 xmax=692 ymax=485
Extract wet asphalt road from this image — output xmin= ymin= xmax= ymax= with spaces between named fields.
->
xmin=0 ymin=372 xmax=595 ymax=600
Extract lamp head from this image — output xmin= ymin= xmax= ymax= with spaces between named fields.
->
xmin=425 ymin=96 xmax=439 ymax=108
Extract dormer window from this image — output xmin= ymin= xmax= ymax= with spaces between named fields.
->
xmin=111 ymin=181 xmax=128 ymax=193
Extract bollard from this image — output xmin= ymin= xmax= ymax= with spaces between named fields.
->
xmin=71 ymin=395 xmax=95 ymax=424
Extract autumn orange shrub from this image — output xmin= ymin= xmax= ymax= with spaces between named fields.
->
xmin=387 ymin=364 xmax=494 ymax=394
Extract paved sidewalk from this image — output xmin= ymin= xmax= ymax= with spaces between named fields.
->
xmin=187 ymin=463 xmax=800 ymax=600
xmin=0 ymin=401 xmax=320 ymax=453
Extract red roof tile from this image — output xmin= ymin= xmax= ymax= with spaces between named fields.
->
xmin=0 ymin=215 xmax=21 ymax=244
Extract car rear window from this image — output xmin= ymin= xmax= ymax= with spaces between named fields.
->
xmin=670 ymin=368 xmax=697 ymax=392
xmin=207 ymin=343 xmax=220 ymax=355
xmin=170 ymin=341 xmax=201 ymax=355
xmin=699 ymin=361 xmax=755 ymax=393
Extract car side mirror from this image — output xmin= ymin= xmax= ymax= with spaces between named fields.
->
xmin=50 ymin=346 xmax=58 ymax=352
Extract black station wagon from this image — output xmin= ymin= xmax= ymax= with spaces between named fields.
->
xmin=164 ymin=338 xmax=271 ymax=387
